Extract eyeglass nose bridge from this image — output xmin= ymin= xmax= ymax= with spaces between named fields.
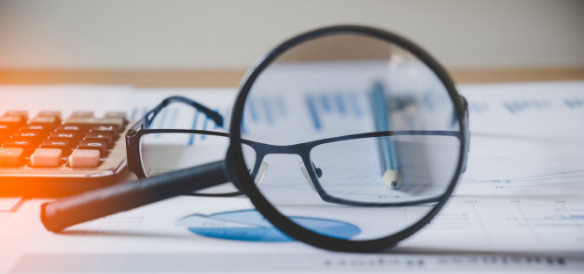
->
xmin=251 ymin=158 xmax=324 ymax=196
xmin=248 ymin=149 xmax=323 ymax=194
xmin=246 ymin=143 xmax=332 ymax=198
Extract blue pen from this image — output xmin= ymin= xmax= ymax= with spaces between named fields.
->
xmin=368 ymin=82 xmax=402 ymax=189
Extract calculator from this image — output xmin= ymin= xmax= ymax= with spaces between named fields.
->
xmin=0 ymin=110 xmax=133 ymax=197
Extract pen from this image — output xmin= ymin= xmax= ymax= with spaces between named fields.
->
xmin=368 ymin=82 xmax=402 ymax=189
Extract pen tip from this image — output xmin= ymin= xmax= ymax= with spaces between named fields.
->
xmin=382 ymin=169 xmax=402 ymax=189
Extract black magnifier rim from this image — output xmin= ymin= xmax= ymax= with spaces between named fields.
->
xmin=227 ymin=25 xmax=468 ymax=253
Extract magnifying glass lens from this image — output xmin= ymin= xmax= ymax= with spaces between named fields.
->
xmin=239 ymin=33 xmax=462 ymax=241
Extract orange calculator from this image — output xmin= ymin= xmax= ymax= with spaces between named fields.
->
xmin=0 ymin=110 xmax=133 ymax=197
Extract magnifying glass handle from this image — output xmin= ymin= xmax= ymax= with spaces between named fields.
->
xmin=41 ymin=160 xmax=229 ymax=232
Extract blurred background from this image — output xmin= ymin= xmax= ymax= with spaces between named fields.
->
xmin=0 ymin=0 xmax=583 ymax=86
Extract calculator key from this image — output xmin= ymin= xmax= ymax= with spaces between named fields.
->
xmin=31 ymin=148 xmax=63 ymax=167
xmin=0 ymin=116 xmax=26 ymax=129
xmin=55 ymin=125 xmax=84 ymax=134
xmin=78 ymin=140 xmax=108 ymax=155
xmin=64 ymin=117 xmax=124 ymax=132
xmin=41 ymin=140 xmax=73 ymax=155
xmin=48 ymin=132 xmax=81 ymax=142
xmin=11 ymin=131 xmax=44 ymax=142
xmin=68 ymin=149 xmax=100 ymax=167
xmin=11 ymin=132 xmax=44 ymax=143
xmin=90 ymin=126 xmax=119 ymax=141
xmin=19 ymin=126 xmax=50 ymax=139
xmin=89 ymin=125 xmax=117 ymax=135
xmin=3 ymin=140 xmax=36 ymax=154
xmin=29 ymin=116 xmax=59 ymax=128
xmin=3 ymin=111 xmax=28 ymax=120
xmin=0 ymin=147 xmax=24 ymax=166
xmin=20 ymin=125 xmax=50 ymax=134
xmin=71 ymin=111 xmax=94 ymax=118
xmin=84 ymin=132 xmax=113 ymax=146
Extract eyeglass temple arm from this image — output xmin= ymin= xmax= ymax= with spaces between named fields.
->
xmin=40 ymin=160 xmax=229 ymax=232
xmin=142 ymin=96 xmax=223 ymax=128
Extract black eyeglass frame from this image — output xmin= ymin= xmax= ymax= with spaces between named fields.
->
xmin=225 ymin=25 xmax=470 ymax=252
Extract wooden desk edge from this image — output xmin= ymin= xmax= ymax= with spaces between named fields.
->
xmin=1 ymin=68 xmax=583 ymax=88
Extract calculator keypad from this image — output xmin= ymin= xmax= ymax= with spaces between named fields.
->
xmin=0 ymin=111 xmax=128 ymax=168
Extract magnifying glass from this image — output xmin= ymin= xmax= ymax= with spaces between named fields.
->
xmin=41 ymin=25 xmax=469 ymax=252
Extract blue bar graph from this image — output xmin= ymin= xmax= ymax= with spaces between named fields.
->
xmin=276 ymin=96 xmax=287 ymax=116
xmin=156 ymin=109 xmax=168 ymax=129
xmin=334 ymin=93 xmax=346 ymax=115
xmin=305 ymin=95 xmax=322 ymax=130
xmin=350 ymin=92 xmax=362 ymax=117
xmin=565 ymin=98 xmax=584 ymax=109
xmin=168 ymin=108 xmax=179 ymax=129
xmin=261 ymin=97 xmax=274 ymax=125
xmin=248 ymin=98 xmax=259 ymax=122
xmin=320 ymin=94 xmax=331 ymax=113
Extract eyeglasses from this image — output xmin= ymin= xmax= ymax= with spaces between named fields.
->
xmin=127 ymin=95 xmax=468 ymax=205
xmin=41 ymin=25 xmax=470 ymax=252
